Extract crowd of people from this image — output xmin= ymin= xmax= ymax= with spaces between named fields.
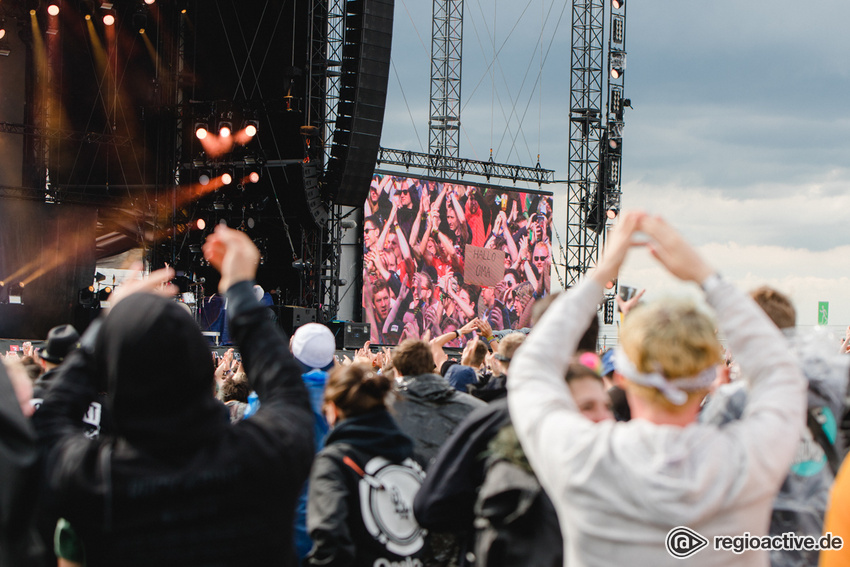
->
xmin=363 ymin=174 xmax=553 ymax=346
xmin=3 ymin=214 xmax=850 ymax=566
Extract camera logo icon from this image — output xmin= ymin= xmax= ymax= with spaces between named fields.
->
xmin=666 ymin=526 xmax=709 ymax=559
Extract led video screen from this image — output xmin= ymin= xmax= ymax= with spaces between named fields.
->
xmin=362 ymin=173 xmax=554 ymax=346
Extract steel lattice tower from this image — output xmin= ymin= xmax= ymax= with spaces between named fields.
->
xmin=566 ymin=0 xmax=605 ymax=286
xmin=429 ymin=0 xmax=463 ymax=174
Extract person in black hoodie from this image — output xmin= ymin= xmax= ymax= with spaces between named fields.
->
xmin=32 ymin=225 xmax=314 ymax=567
xmin=0 ymin=362 xmax=43 ymax=566
xmin=305 ymin=363 xmax=427 ymax=567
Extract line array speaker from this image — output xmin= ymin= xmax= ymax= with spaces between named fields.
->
xmin=324 ymin=0 xmax=394 ymax=206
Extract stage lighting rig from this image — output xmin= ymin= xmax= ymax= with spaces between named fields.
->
xmin=243 ymin=120 xmax=259 ymax=137
xmin=610 ymin=51 xmax=626 ymax=79
xmin=194 ymin=122 xmax=209 ymax=140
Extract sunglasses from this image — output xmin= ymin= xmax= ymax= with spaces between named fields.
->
xmin=397 ymin=189 xmax=410 ymax=195
xmin=533 ymin=256 xmax=547 ymax=261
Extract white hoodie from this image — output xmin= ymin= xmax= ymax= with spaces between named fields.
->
xmin=508 ymin=277 xmax=806 ymax=567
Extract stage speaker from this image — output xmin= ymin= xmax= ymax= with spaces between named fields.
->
xmin=327 ymin=321 xmax=371 ymax=350
xmin=324 ymin=0 xmax=394 ymax=206
xmin=278 ymin=306 xmax=319 ymax=335
xmin=302 ymin=161 xmax=328 ymax=227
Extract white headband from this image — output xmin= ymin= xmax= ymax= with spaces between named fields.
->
xmin=613 ymin=348 xmax=716 ymax=406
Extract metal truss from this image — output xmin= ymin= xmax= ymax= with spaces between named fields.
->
xmin=565 ymin=0 xmax=605 ymax=286
xmin=0 ymin=122 xmax=133 ymax=147
xmin=378 ymin=147 xmax=555 ymax=185
xmin=429 ymin=0 xmax=463 ymax=169
xmin=307 ymin=0 xmax=329 ymax=165
xmin=0 ymin=185 xmax=122 ymax=207
xmin=324 ymin=0 xmax=346 ymax=169
xmin=602 ymin=0 xmax=627 ymax=230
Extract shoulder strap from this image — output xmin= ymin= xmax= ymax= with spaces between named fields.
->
xmin=808 ymin=408 xmax=840 ymax=476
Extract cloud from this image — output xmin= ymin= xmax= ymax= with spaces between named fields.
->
xmin=617 ymin=241 xmax=850 ymax=329
xmin=621 ymin=178 xmax=850 ymax=250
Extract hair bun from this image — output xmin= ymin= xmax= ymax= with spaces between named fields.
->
xmin=360 ymin=370 xmax=392 ymax=397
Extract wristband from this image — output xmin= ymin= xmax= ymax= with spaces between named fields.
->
xmin=455 ymin=330 xmax=460 ymax=339
xmin=485 ymin=335 xmax=496 ymax=343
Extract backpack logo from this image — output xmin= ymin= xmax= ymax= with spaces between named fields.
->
xmin=356 ymin=456 xmax=426 ymax=556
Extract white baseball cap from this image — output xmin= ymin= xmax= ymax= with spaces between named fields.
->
xmin=291 ymin=323 xmax=336 ymax=369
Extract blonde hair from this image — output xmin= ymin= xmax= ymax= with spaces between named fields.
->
xmin=619 ymin=299 xmax=722 ymax=412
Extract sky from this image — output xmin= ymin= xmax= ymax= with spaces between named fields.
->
xmin=379 ymin=0 xmax=850 ymax=333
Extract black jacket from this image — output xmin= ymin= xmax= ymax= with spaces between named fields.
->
xmin=392 ymin=373 xmax=486 ymax=469
xmin=413 ymin=399 xmax=511 ymax=567
xmin=33 ymin=281 xmax=314 ymax=567
xmin=305 ymin=409 xmax=425 ymax=567
xmin=0 ymin=364 xmax=43 ymax=567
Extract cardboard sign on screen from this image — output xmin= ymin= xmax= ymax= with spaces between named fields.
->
xmin=464 ymin=245 xmax=505 ymax=287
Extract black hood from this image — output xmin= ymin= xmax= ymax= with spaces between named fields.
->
xmin=326 ymin=409 xmax=414 ymax=463
xmin=95 ymin=293 xmax=226 ymax=456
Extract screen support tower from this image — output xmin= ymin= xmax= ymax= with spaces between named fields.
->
xmin=566 ymin=0 xmax=605 ymax=287
xmin=428 ymin=0 xmax=463 ymax=177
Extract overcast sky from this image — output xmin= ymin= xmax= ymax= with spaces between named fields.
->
xmin=379 ymin=0 xmax=850 ymax=331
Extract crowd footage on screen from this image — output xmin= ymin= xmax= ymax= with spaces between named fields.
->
xmin=363 ymin=174 xmax=554 ymax=346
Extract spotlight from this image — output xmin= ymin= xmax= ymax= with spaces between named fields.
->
xmin=218 ymin=121 xmax=232 ymax=138
xmin=198 ymin=170 xmax=211 ymax=186
xmin=612 ymin=0 xmax=624 ymax=8
xmin=99 ymin=287 xmax=113 ymax=309
xmin=78 ymin=287 xmax=95 ymax=307
xmin=221 ymin=170 xmax=233 ymax=185
xmin=612 ymin=16 xmax=624 ymax=44
xmin=194 ymin=122 xmax=209 ymax=140
xmin=47 ymin=3 xmax=60 ymax=16
xmin=611 ymin=87 xmax=623 ymax=117
xmin=606 ymin=208 xmax=620 ymax=220
xmin=0 ymin=21 xmax=5 ymax=40
xmin=145 ymin=0 xmax=156 ymax=4
xmin=196 ymin=218 xmax=206 ymax=230
xmin=609 ymin=158 xmax=620 ymax=185
xmin=610 ymin=51 xmax=626 ymax=79
xmin=103 ymin=13 xmax=115 ymax=26
xmin=243 ymin=120 xmax=259 ymax=137
xmin=247 ymin=170 xmax=260 ymax=184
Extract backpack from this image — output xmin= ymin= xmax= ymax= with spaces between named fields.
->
xmin=471 ymin=426 xmax=562 ymax=567
xmin=343 ymin=454 xmax=428 ymax=557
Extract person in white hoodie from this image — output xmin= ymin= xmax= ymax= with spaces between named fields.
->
xmin=507 ymin=211 xmax=806 ymax=566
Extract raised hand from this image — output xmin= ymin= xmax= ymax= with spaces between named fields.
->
xmin=108 ymin=261 xmax=177 ymax=312
xmin=615 ymin=288 xmax=646 ymax=317
xmin=639 ymin=215 xmax=713 ymax=283
xmin=203 ymin=225 xmax=261 ymax=292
